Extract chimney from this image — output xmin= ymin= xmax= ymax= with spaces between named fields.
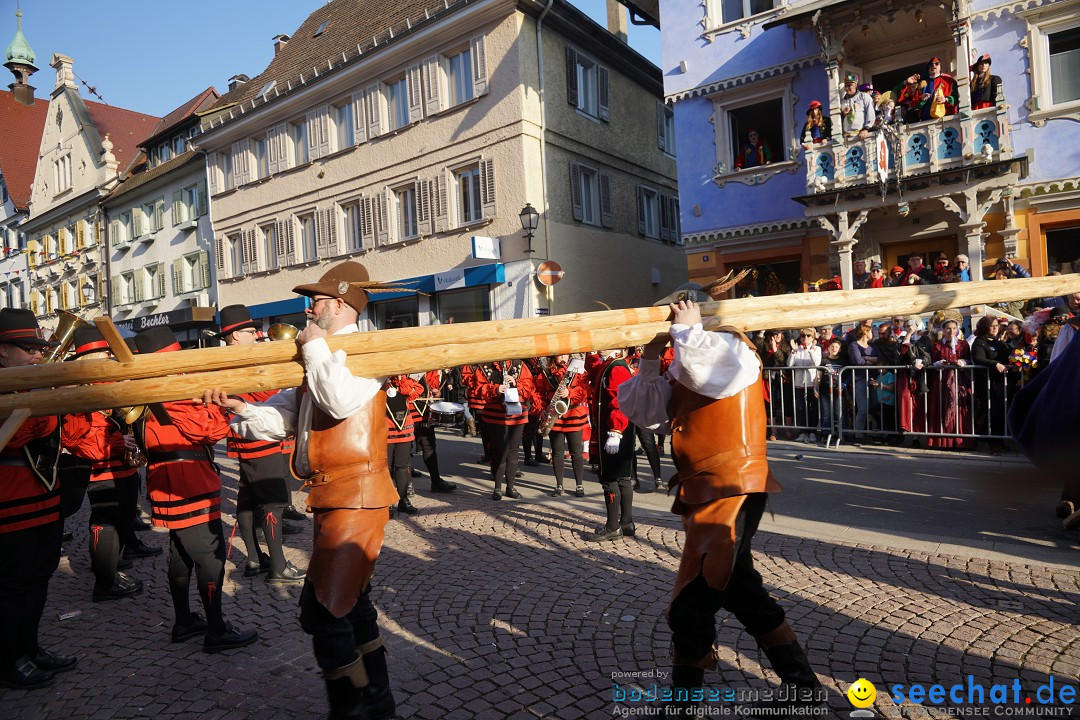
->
xmin=228 ymin=73 xmax=250 ymax=92
xmin=606 ymin=0 xmax=629 ymax=43
xmin=273 ymin=34 xmax=290 ymax=55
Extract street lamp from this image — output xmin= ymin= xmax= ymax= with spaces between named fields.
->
xmin=519 ymin=203 xmax=539 ymax=254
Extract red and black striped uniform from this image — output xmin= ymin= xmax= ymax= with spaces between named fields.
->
xmin=537 ymin=363 xmax=590 ymax=434
xmin=226 ymin=390 xmax=283 ymax=462
xmin=0 ymin=414 xmax=61 ymax=535
xmin=471 ymin=361 xmax=537 ymax=427
xmin=385 ymin=376 xmax=424 ymax=444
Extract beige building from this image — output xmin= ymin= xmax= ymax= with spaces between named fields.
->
xmin=196 ymin=0 xmax=683 ymax=329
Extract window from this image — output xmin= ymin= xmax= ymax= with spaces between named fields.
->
xmin=1049 ymin=26 xmax=1080 ymax=105
xmin=298 ymin=212 xmax=317 ymax=261
xmin=342 ymin=201 xmax=364 ymax=252
xmin=436 ymin=287 xmax=490 ymax=324
xmin=570 ymin=160 xmax=612 ymax=228
xmin=456 ymin=166 xmax=482 ymax=224
xmin=638 ymin=186 xmax=660 ymax=239
xmin=173 ymin=181 xmax=206 ymax=225
xmin=229 ymin=233 xmax=244 ymax=277
xmin=54 ymin=154 xmax=72 ymax=193
xmin=447 ymin=48 xmax=473 ymax=106
xmin=371 ymin=296 xmax=419 ymax=329
xmin=114 ymin=211 xmax=133 ymax=245
xmin=394 ymin=186 xmax=418 ymax=240
xmin=291 ymin=120 xmax=309 ymax=165
xmin=386 ymin=77 xmax=410 ymax=131
xmin=174 ymin=135 xmax=186 ymax=157
xmin=705 ymin=0 xmax=777 ymax=30
xmin=118 ymin=271 xmax=135 ymax=305
xmin=260 ymin=224 xmax=279 ymax=270
xmin=174 ymin=251 xmax=210 ymax=293
xmin=144 ymin=263 xmax=165 ymax=300
xmin=254 ymin=136 xmax=269 ymax=178
xmin=222 ymin=151 xmax=235 ymax=191
xmin=658 ymin=103 xmax=676 ymax=156
xmin=335 ymin=102 xmax=355 ymax=149
xmin=1024 ymin=3 xmax=1080 ymax=119
xmin=566 ymin=47 xmax=610 ymax=121
xmin=710 ymin=77 xmax=794 ymax=176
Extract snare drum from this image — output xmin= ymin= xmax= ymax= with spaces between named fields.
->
xmin=429 ymin=401 xmax=465 ymax=428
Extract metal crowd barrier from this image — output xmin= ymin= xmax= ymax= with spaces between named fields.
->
xmin=762 ymin=364 xmax=1023 ymax=449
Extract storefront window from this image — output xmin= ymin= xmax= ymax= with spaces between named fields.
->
xmin=436 ymin=288 xmax=490 ymax=324
xmin=372 ymin=297 xmax=420 ymax=329
xmin=1046 ymin=226 xmax=1080 ymax=274
xmin=272 ymin=312 xmax=307 ymax=329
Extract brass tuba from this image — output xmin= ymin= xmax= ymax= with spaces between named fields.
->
xmin=42 ymin=311 xmax=89 ymax=363
xmin=267 ymin=323 xmax=300 ymax=341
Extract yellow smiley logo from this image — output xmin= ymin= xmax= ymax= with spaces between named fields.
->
xmin=847 ymin=678 xmax=877 ymax=708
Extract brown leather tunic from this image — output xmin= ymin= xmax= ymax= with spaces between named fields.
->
xmin=668 ymin=332 xmax=780 ymax=601
xmin=293 ymin=388 xmax=399 ymax=618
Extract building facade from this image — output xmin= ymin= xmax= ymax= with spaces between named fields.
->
xmin=197 ymin=0 xmax=684 ymax=329
xmin=660 ymin=0 xmax=1079 ymax=292
xmin=102 ymin=88 xmax=219 ymax=345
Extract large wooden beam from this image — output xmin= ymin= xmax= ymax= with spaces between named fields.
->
xmin=1 ymin=275 xmax=1077 ymax=420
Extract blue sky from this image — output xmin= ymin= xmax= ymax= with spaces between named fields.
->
xmin=2 ymin=0 xmax=660 ymax=118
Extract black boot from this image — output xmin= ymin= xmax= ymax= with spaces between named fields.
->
xmin=324 ymin=670 xmax=367 ymax=720
xmin=743 ymin=622 xmax=823 ymax=717
xmin=358 ymin=641 xmax=396 ymax=720
xmin=397 ymin=498 xmax=420 ymax=516
xmin=664 ymin=665 xmax=704 ymax=717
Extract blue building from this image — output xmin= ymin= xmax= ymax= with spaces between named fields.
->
xmin=658 ymin=0 xmax=1079 ymax=292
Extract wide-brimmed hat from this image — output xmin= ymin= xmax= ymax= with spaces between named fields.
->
xmin=0 ymin=307 xmax=57 ymax=348
xmin=293 ymin=261 xmax=420 ymax=315
xmin=970 ymin=53 xmax=991 ymax=70
xmin=652 ymin=269 xmax=750 ymax=306
xmin=217 ymin=304 xmax=260 ymax=336
xmin=134 ymin=326 xmax=181 ymax=354
xmin=71 ymin=326 xmax=111 ymax=359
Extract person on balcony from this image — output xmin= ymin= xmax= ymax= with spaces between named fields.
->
xmin=892 ymin=74 xmax=923 ymax=124
xmin=851 ymin=259 xmax=872 ymax=289
xmin=918 ymin=57 xmax=958 ymax=121
xmin=839 ymin=73 xmax=875 ymax=140
xmin=970 ymin=54 xmax=1004 ymax=110
xmin=800 ymin=100 xmax=832 ymax=148
xmin=953 ymin=254 xmax=972 ymax=282
xmin=868 ymin=262 xmax=886 ymax=288
xmin=900 ymin=253 xmax=937 ymax=286
xmin=887 ymin=266 xmax=906 ymax=287
xmin=734 ymin=129 xmax=772 ymax=170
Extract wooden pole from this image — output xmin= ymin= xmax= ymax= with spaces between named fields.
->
xmin=1 ymin=274 xmax=1078 ymax=419
xmin=0 ymin=408 xmax=31 ymax=450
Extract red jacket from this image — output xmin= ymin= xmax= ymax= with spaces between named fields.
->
xmin=386 ymin=375 xmax=424 ymax=443
xmin=142 ymin=401 xmax=231 ymax=529
xmin=535 ymin=362 xmax=590 ymax=433
xmin=470 ymin=361 xmax=538 ymax=427
xmin=592 ymin=356 xmax=632 ymax=435
xmin=64 ymin=410 xmax=137 ymax=483
xmin=227 ymin=390 xmax=284 ymax=460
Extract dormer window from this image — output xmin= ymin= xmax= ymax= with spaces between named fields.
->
xmin=314 ymin=19 xmax=330 ymax=37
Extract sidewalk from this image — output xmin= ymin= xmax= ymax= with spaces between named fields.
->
xmin=1 ymin=431 xmax=1076 ymax=720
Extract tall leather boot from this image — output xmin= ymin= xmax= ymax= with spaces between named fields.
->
xmin=665 ymin=647 xmax=716 ymax=718
xmin=357 ymin=639 xmax=396 ymax=720
xmin=323 ymin=656 xmax=367 ymax=720
xmin=744 ymin=621 xmax=822 ymax=717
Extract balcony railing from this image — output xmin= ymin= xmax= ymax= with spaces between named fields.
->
xmin=803 ymin=106 xmax=1012 ymax=194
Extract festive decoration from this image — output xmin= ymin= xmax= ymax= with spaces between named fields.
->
xmin=1009 ymin=346 xmax=1037 ymax=370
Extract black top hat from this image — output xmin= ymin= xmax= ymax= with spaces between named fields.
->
xmin=0 ymin=307 xmax=57 ymax=348
xmin=217 ymin=304 xmax=259 ymax=336
xmin=134 ymin=326 xmax=181 ymax=354
xmin=124 ymin=336 xmax=139 ymax=354
xmin=72 ymin=325 xmax=110 ymax=359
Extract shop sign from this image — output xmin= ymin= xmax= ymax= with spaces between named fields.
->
xmin=433 ymin=268 xmax=467 ymax=290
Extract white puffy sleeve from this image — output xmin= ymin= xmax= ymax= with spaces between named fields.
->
xmin=302 ymin=338 xmax=384 ymax=420
xmin=230 ymin=388 xmax=299 ymax=441
xmin=618 ymin=358 xmax=672 ymax=433
xmin=668 ymin=323 xmax=761 ymax=399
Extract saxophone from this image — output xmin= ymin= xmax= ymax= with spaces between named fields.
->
xmin=537 ymin=358 xmax=585 ymax=437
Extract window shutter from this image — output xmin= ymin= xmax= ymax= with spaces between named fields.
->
xmin=352 ymin=92 xmax=367 ymax=145
xmin=423 ymin=55 xmax=443 ymax=116
xmin=216 ymin=236 xmax=226 ymax=273
xmin=155 ymin=197 xmax=165 ymax=231
xmin=76 ymin=220 xmax=86 ymax=249
xmin=566 ymin=46 xmax=578 ymax=106
xmin=276 ymin=221 xmax=288 ymax=266
xmin=230 ymin=143 xmax=244 ymax=187
xmin=27 ymin=239 xmax=37 ymax=267
xmin=173 ymin=257 xmax=185 ymax=294
xmin=306 ymin=109 xmax=322 ymax=160
xmin=657 ymin=102 xmax=667 ymax=150
xmin=570 ymin=161 xmax=583 ymax=221
xmin=360 ymin=197 xmax=374 ymax=249
xmin=433 ymin=174 xmax=449 ymax=232
xmin=599 ymin=171 xmax=613 ymax=228
xmin=479 ymin=158 xmax=496 ymax=220
xmin=246 ymin=229 xmax=257 ymax=273
xmin=45 ymin=290 xmax=53 ymax=314
xmin=416 ymin=179 xmax=431 ymax=236
xmin=407 ymin=64 xmax=424 ymax=124
xmin=172 ymin=190 xmax=183 ymax=224
xmin=315 ymin=209 xmax=328 ymax=258
xmin=199 ymin=251 xmax=210 ymax=289
xmin=325 ymin=208 xmax=339 ymax=256
xmin=285 ymin=219 xmax=296 ymax=265
xmin=133 ymin=208 xmax=145 ymax=237
xmin=471 ymin=35 xmax=488 ymax=97
xmin=266 ymin=126 xmax=280 ymax=174
xmin=208 ymin=153 xmax=220 ymax=194
xmin=77 ymin=279 xmax=86 ymax=307
xmin=637 ymin=186 xmax=647 ymax=235
xmin=671 ymin=196 xmax=682 ymax=244
xmin=598 ymin=66 xmax=610 ymax=122
xmin=317 ymin=107 xmax=331 ymax=157
xmin=197 ymin=180 xmax=208 ymax=216
xmin=134 ymin=271 xmax=145 ymax=302
xmin=365 ymin=83 xmax=382 ymax=138
xmin=376 ymin=192 xmax=389 ymax=247
xmin=659 ymin=194 xmax=672 ymax=242
xmin=155 ymin=264 xmax=166 ymax=298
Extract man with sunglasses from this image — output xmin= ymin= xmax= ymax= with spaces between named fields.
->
xmin=206 ymin=262 xmax=402 ymax=720
xmin=0 ymin=308 xmax=79 ymax=688
xmin=917 ymin=56 xmax=958 ymax=121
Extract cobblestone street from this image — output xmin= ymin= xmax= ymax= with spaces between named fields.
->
xmin=1 ymin=432 xmax=1076 ymax=720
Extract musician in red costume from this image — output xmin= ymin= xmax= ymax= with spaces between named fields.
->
xmin=586 ymin=348 xmax=636 ymax=541
xmin=409 ymin=370 xmax=458 ymax=495
xmin=468 ymin=360 xmax=537 ymax=500
xmin=385 ymin=374 xmax=424 ymax=516
xmin=536 ymin=354 xmax=589 ymax=497
xmin=135 ymin=326 xmax=257 ymax=653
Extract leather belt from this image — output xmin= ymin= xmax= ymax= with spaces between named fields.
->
xmin=147 ymin=449 xmax=207 ymax=463
xmin=303 ymin=459 xmax=388 ymax=487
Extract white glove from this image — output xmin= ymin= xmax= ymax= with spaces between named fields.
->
xmin=603 ymin=432 xmax=622 ymax=454
xmin=913 ymin=359 xmax=924 ymax=370
xmin=956 ymin=359 xmax=967 ymax=367
xmin=386 ymin=387 xmax=398 ymax=398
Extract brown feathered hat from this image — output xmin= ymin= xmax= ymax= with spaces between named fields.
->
xmin=652 ymin=269 xmax=750 ymax=306
xmin=292 ymin=261 xmax=421 ymax=314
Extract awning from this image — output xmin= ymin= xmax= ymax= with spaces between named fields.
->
xmin=762 ymin=0 xmax=858 ymax=30
xmin=113 ymin=306 xmax=216 ymax=335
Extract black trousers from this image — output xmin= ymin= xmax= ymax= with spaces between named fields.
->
xmin=521 ymin=416 xmax=544 ymax=460
xmin=549 ymin=430 xmax=584 ymax=488
xmin=387 ymin=442 xmax=412 ymax=500
xmin=490 ymin=423 xmax=524 ymax=492
xmin=299 ymin=580 xmax=380 ymax=670
xmin=236 ymin=455 xmax=291 ymax=573
xmin=87 ymin=479 xmax=135 ymax=591
xmin=668 ymin=493 xmax=785 ymax=662
xmin=413 ymin=423 xmax=442 ymax=485
xmin=634 ymin=426 xmax=662 ymax=482
xmin=0 ymin=521 xmax=62 ymax=671
xmin=475 ymin=413 xmax=492 ymax=458
xmin=168 ymin=520 xmax=228 ymax=635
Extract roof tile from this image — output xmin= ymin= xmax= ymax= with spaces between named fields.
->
xmin=0 ymin=91 xmax=50 ymax=211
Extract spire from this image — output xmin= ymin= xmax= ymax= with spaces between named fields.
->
xmin=5 ymin=9 xmax=39 ymax=105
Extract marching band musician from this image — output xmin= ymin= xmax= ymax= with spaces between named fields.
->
xmin=63 ymin=326 xmax=157 ymax=603
xmin=469 ymin=360 xmax=537 ymax=500
xmin=410 ymin=370 xmax=458 ymax=495
xmin=461 ymin=364 xmax=491 ymax=460
xmin=385 ymin=374 xmax=425 ymax=516
xmin=521 ymin=356 xmax=548 ymax=466
xmin=0 ymin=308 xmax=79 ymax=688
xmin=205 ymin=261 xmax=401 ymax=720
xmin=585 ymin=348 xmax=637 ymax=541
xmin=537 ymin=354 xmax=590 ymax=498
xmin=134 ymin=326 xmax=258 ymax=653
xmin=216 ymin=305 xmax=305 ymax=585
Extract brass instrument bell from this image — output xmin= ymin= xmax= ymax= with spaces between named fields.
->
xmin=267 ymin=323 xmax=299 ymax=341
xmin=42 ymin=310 xmax=90 ymax=363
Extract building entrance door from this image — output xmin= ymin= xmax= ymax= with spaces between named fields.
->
xmin=884 ymin=235 xmax=959 ymax=272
